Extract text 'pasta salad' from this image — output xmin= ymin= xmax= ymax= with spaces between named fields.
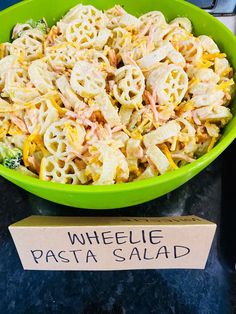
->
xmin=0 ymin=4 xmax=234 ymax=185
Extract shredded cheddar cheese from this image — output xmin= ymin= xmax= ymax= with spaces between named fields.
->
xmin=160 ymin=144 xmax=178 ymax=169
xmin=207 ymin=137 xmax=218 ymax=152
xmin=202 ymin=52 xmax=226 ymax=61
xmin=50 ymin=96 xmax=68 ymax=116
xmin=217 ymin=79 xmax=234 ymax=92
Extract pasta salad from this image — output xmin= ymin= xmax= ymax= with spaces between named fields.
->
xmin=0 ymin=4 xmax=234 ymax=185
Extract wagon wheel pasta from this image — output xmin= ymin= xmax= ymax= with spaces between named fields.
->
xmin=113 ymin=65 xmax=145 ymax=107
xmin=45 ymin=43 xmax=82 ymax=70
xmin=40 ymin=155 xmax=87 ymax=184
xmin=109 ymin=27 xmax=132 ymax=58
xmin=10 ymin=29 xmax=45 ymax=61
xmin=0 ymin=3 xmax=234 ymax=185
xmin=62 ymin=4 xmax=108 ymax=28
xmin=178 ymin=38 xmax=203 ymax=65
xmin=170 ymin=17 xmax=192 ymax=33
xmin=28 ymin=60 xmax=55 ymax=94
xmin=70 ymin=60 xmax=106 ymax=97
xmin=65 ymin=18 xmax=98 ymax=48
xmin=146 ymin=64 xmax=188 ymax=106
xmin=44 ymin=118 xmax=85 ymax=157
xmin=24 ymin=97 xmax=59 ymax=134
xmin=139 ymin=11 xmax=167 ymax=31
xmin=3 ymin=67 xmax=29 ymax=97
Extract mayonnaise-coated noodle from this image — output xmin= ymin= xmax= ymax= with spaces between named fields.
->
xmin=0 ymin=3 xmax=234 ymax=185
xmin=110 ymin=27 xmax=132 ymax=56
xmin=28 ymin=60 xmax=55 ymax=94
xmin=62 ymin=4 xmax=108 ymax=28
xmin=45 ymin=43 xmax=82 ymax=70
xmin=4 ymin=67 xmax=29 ymax=97
xmin=44 ymin=118 xmax=85 ymax=157
xmin=170 ymin=17 xmax=192 ymax=33
xmin=65 ymin=18 xmax=98 ymax=48
xmin=70 ymin=60 xmax=106 ymax=97
xmin=40 ymin=155 xmax=87 ymax=184
xmin=146 ymin=63 xmax=188 ymax=106
xmin=24 ymin=97 xmax=59 ymax=134
xmin=140 ymin=11 xmax=167 ymax=29
xmin=113 ymin=65 xmax=145 ymax=107
xmin=10 ymin=29 xmax=45 ymax=61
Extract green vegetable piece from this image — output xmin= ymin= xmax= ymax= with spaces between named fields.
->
xmin=0 ymin=142 xmax=22 ymax=169
xmin=26 ymin=18 xmax=48 ymax=34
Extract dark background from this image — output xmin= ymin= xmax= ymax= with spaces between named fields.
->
xmin=0 ymin=0 xmax=236 ymax=313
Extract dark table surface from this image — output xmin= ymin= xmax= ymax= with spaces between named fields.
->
xmin=1 ymin=0 xmax=236 ymax=313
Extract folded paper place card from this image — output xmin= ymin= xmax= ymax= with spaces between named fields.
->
xmin=9 ymin=215 xmax=216 ymax=271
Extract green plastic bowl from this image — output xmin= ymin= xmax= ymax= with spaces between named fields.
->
xmin=0 ymin=0 xmax=236 ymax=209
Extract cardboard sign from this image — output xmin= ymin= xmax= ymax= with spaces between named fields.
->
xmin=9 ymin=215 xmax=216 ymax=271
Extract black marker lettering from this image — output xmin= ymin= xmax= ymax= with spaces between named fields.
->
xmin=149 ymin=230 xmax=163 ymax=244
xmin=46 ymin=250 xmax=58 ymax=263
xmin=58 ymin=250 xmax=70 ymax=263
xmin=69 ymin=250 xmax=82 ymax=263
xmin=174 ymin=246 xmax=190 ymax=258
xmin=31 ymin=250 xmax=43 ymax=264
xmin=141 ymin=230 xmax=147 ymax=244
xmin=129 ymin=247 xmax=141 ymax=260
xmin=67 ymin=232 xmax=85 ymax=245
xmin=156 ymin=246 xmax=170 ymax=259
xmin=86 ymin=231 xmax=100 ymax=245
xmin=129 ymin=231 xmax=141 ymax=244
xmin=101 ymin=231 xmax=113 ymax=245
xmin=113 ymin=249 xmax=125 ymax=262
xmin=86 ymin=250 xmax=97 ymax=263
xmin=115 ymin=232 xmax=127 ymax=245
xmin=143 ymin=248 xmax=154 ymax=260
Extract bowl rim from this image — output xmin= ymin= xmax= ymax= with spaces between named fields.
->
xmin=0 ymin=0 xmax=236 ymax=193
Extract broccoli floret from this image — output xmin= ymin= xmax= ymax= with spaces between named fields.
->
xmin=0 ymin=142 xmax=22 ymax=169
xmin=3 ymin=150 xmax=22 ymax=169
xmin=13 ymin=18 xmax=48 ymax=39
xmin=26 ymin=18 xmax=48 ymax=34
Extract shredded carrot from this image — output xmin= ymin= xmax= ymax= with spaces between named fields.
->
xmin=44 ymin=26 xmax=58 ymax=48
xmin=144 ymin=90 xmax=159 ymax=123
xmin=108 ymin=49 xmax=118 ymax=67
xmin=11 ymin=116 xmax=28 ymax=134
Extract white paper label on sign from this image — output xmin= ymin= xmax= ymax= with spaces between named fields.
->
xmin=9 ymin=215 xmax=216 ymax=271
